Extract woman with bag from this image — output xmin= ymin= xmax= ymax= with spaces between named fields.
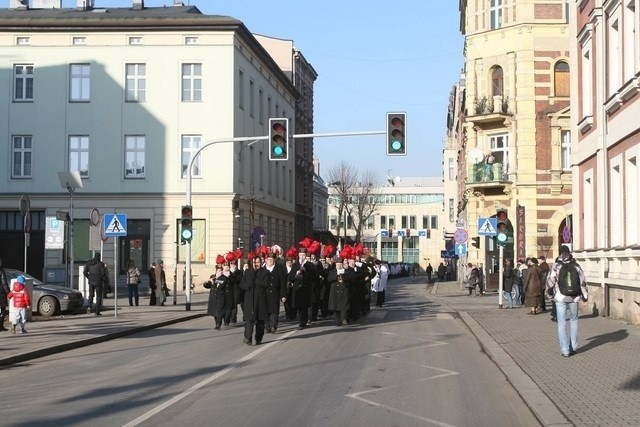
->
xmin=126 ymin=259 xmax=141 ymax=306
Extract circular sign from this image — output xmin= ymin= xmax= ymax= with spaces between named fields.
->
xmin=454 ymin=228 xmax=468 ymax=244
xmin=90 ymin=208 xmax=100 ymax=226
xmin=19 ymin=195 xmax=30 ymax=216
xmin=562 ymin=225 xmax=572 ymax=243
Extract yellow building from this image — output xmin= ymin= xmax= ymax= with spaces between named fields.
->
xmin=457 ymin=0 xmax=573 ymax=288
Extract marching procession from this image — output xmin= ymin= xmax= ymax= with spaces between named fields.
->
xmin=202 ymin=238 xmax=389 ymax=346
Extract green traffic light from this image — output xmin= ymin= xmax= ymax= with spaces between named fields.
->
xmin=391 ymin=140 xmax=402 ymax=151
xmin=181 ymin=228 xmax=192 ymax=241
xmin=272 ymin=146 xmax=284 ymax=156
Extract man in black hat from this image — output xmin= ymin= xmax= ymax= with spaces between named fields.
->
xmin=83 ymin=252 xmax=107 ymax=315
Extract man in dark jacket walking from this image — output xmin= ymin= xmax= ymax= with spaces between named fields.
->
xmin=240 ymin=256 xmax=268 ymax=345
xmin=262 ymin=252 xmax=286 ymax=333
xmin=0 ymin=257 xmax=10 ymax=331
xmin=83 ymin=253 xmax=107 ymax=315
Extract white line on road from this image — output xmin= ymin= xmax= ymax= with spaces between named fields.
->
xmin=122 ymin=329 xmax=297 ymax=427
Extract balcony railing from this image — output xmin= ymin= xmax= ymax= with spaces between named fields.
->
xmin=466 ymin=162 xmax=511 ymax=184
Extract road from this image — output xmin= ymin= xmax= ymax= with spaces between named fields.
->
xmin=0 ymin=279 xmax=540 ymax=427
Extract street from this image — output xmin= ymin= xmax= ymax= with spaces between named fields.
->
xmin=0 ymin=279 xmax=539 ymax=427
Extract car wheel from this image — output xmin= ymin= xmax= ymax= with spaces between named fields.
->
xmin=38 ymin=296 xmax=59 ymax=317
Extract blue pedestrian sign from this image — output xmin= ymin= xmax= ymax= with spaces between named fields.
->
xmin=455 ymin=243 xmax=467 ymax=256
xmin=418 ymin=230 xmax=426 ymax=237
xmin=104 ymin=214 xmax=127 ymax=237
xmin=477 ymin=217 xmax=498 ymax=236
xmin=381 ymin=230 xmax=389 ymax=238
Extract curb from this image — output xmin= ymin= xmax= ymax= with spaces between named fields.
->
xmin=459 ymin=312 xmax=571 ymax=427
xmin=0 ymin=313 xmax=207 ymax=367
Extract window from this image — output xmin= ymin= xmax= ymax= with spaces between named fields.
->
xmin=238 ymin=69 xmax=244 ymax=109
xmin=125 ymin=135 xmax=145 ymax=178
xmin=448 ymin=158 xmax=455 ymax=180
xmin=249 ymin=79 xmax=255 ymax=117
xmin=14 ymin=65 xmax=33 ymax=101
xmin=12 ymin=135 xmax=32 ymax=178
xmin=70 ymin=64 xmax=90 ymax=102
xmin=489 ymin=133 xmax=510 ymax=179
xmin=410 ymin=216 xmax=416 ymax=229
xmin=366 ymin=216 xmax=375 ymax=230
xmin=430 ymin=215 xmax=438 ymax=230
xmin=330 ymin=215 xmax=337 ymax=230
xmin=561 ymin=130 xmax=571 ymax=171
xmin=422 ymin=215 xmax=429 ymax=229
xmin=259 ymin=88 xmax=264 ymax=124
xmin=69 ymin=136 xmax=89 ymax=178
xmin=388 ymin=215 xmax=396 ymax=229
xmin=623 ymin=2 xmax=636 ymax=83
xmin=185 ymin=36 xmax=198 ymax=45
xmin=125 ymin=63 xmax=146 ymax=102
xmin=625 ymin=154 xmax=638 ymax=245
xmin=581 ymin=44 xmax=593 ymax=117
xmin=608 ymin=16 xmax=620 ymax=96
xmin=449 ymin=198 xmax=455 ymax=222
xmin=490 ymin=0 xmax=503 ymax=30
xmin=16 ymin=37 xmax=30 ymax=45
xmin=554 ymin=61 xmax=570 ymax=97
xmin=267 ymin=96 xmax=272 ymax=118
xmin=401 ymin=215 xmax=408 ymax=229
xmin=181 ymin=135 xmax=202 ymax=178
xmin=181 ymin=63 xmax=202 ymax=102
xmin=128 ymin=36 xmax=142 ymax=45
xmin=380 ymin=215 xmax=387 ymax=229
xmin=72 ymin=37 xmax=86 ymax=45
xmin=491 ymin=66 xmax=504 ymax=96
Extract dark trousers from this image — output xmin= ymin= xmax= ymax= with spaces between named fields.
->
xmin=363 ymin=288 xmax=371 ymax=315
xmin=89 ymin=284 xmax=103 ymax=314
xmin=128 ymin=284 xmax=139 ymax=306
xmin=540 ymin=294 xmax=547 ymax=311
xmin=149 ymin=289 xmax=157 ymax=306
xmin=231 ymin=304 xmax=242 ymax=323
xmin=267 ymin=312 xmax=278 ymax=331
xmin=298 ymin=307 xmax=309 ymax=327
xmin=244 ymin=319 xmax=265 ymax=343
xmin=309 ymin=302 xmax=320 ymax=321
xmin=374 ymin=290 xmax=385 ymax=307
xmin=214 ymin=316 xmax=223 ymax=329
xmin=335 ymin=309 xmax=348 ymax=325
xmin=551 ymin=300 xmax=557 ymax=320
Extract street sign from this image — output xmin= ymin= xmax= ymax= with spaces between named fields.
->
xmin=477 ymin=217 xmax=498 ymax=236
xmin=397 ymin=229 xmax=406 ymax=237
xmin=104 ymin=213 xmax=127 ymax=237
xmin=45 ymin=216 xmax=65 ymax=249
xmin=418 ymin=230 xmax=426 ymax=237
xmin=455 ymin=243 xmax=467 ymax=256
xmin=454 ymin=228 xmax=468 ymax=243
xmin=381 ymin=230 xmax=389 ymax=238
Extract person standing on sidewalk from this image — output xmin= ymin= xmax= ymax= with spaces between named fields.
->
xmin=84 ymin=252 xmax=106 ymax=315
xmin=537 ymin=255 xmax=550 ymax=313
xmin=148 ymin=262 xmax=157 ymax=306
xmin=0 ymin=257 xmax=10 ymax=331
xmin=7 ymin=275 xmax=31 ymax=333
xmin=546 ymin=245 xmax=589 ymax=357
xmin=502 ymin=259 xmax=515 ymax=308
xmin=524 ymin=257 xmax=542 ymax=315
xmin=125 ymin=260 xmax=141 ymax=307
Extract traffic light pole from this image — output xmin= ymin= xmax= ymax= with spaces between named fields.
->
xmin=498 ymin=245 xmax=504 ymax=309
xmin=183 ymin=129 xmax=387 ymax=310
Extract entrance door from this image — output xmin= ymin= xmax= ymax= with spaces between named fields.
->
xmin=119 ymin=220 xmax=150 ymax=274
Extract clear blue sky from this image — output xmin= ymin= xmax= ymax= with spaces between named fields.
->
xmin=63 ymin=1 xmax=464 ymax=183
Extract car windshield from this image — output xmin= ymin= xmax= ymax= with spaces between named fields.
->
xmin=5 ymin=269 xmax=44 ymax=286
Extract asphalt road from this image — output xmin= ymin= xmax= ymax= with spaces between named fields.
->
xmin=0 ymin=279 xmax=540 ymax=427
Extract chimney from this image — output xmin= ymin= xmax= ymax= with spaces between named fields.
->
xmin=9 ymin=0 xmax=29 ymax=9
xmin=32 ymin=0 xmax=62 ymax=8
xmin=132 ymin=0 xmax=144 ymax=10
xmin=173 ymin=1 xmax=185 ymax=6
xmin=76 ymin=0 xmax=94 ymax=10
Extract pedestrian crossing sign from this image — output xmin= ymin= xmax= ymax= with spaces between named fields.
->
xmin=103 ymin=213 xmax=127 ymax=237
xmin=477 ymin=217 xmax=497 ymax=236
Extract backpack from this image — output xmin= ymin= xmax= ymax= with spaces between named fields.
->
xmin=557 ymin=261 xmax=581 ymax=297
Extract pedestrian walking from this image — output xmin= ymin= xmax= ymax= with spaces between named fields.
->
xmin=371 ymin=259 xmax=388 ymax=307
xmin=502 ymin=259 xmax=515 ymax=308
xmin=125 ymin=259 xmax=141 ymax=307
xmin=477 ymin=263 xmax=485 ymax=295
xmin=155 ymin=260 xmax=168 ymax=306
xmin=426 ymin=263 xmax=433 ymax=282
xmin=0 ymin=257 xmax=11 ymax=331
xmin=262 ymin=250 xmax=287 ymax=333
xmin=239 ymin=255 xmax=267 ymax=345
xmin=537 ymin=255 xmax=550 ymax=313
xmin=546 ymin=245 xmax=589 ymax=357
xmin=327 ymin=258 xmax=349 ymax=326
xmin=83 ymin=252 xmax=107 ymax=315
xmin=7 ymin=275 xmax=31 ymax=334
xmin=524 ymin=257 xmax=542 ymax=315
xmin=148 ymin=262 xmax=157 ymax=306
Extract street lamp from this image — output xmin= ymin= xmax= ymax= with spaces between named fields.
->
xmin=57 ymin=171 xmax=82 ymax=290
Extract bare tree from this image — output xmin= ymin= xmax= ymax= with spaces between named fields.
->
xmin=344 ymin=169 xmax=382 ymax=243
xmin=326 ymin=162 xmax=358 ymax=241
xmin=536 ymin=235 xmax=555 ymax=259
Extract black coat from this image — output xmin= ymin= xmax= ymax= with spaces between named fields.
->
xmin=319 ymin=263 xmax=333 ymax=301
xmin=288 ymin=260 xmax=314 ymax=309
xmin=229 ymin=268 xmax=244 ymax=307
xmin=327 ymin=269 xmax=349 ymax=312
xmin=0 ymin=267 xmax=9 ymax=308
xmin=262 ymin=263 xmax=287 ymax=314
xmin=204 ymin=274 xmax=230 ymax=318
xmin=240 ymin=267 xmax=268 ymax=321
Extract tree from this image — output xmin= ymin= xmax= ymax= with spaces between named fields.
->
xmin=327 ymin=162 xmax=357 ymax=242
xmin=536 ymin=235 xmax=555 ymax=259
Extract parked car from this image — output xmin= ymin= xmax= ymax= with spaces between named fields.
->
xmin=4 ymin=269 xmax=85 ymax=317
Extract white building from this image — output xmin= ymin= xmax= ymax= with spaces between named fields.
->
xmin=0 ymin=0 xmax=301 ymax=284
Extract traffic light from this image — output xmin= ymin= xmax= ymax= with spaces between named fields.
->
xmin=471 ymin=236 xmax=480 ymax=248
xmin=269 ymin=118 xmax=289 ymax=161
xmin=495 ymin=209 xmax=509 ymax=247
xmin=386 ymin=112 xmax=407 ymax=156
xmin=181 ymin=205 xmax=193 ymax=244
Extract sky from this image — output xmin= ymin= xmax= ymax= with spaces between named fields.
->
xmin=61 ymin=0 xmax=464 ymax=184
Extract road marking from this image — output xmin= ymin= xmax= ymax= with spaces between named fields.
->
xmin=122 ymin=329 xmax=297 ymax=427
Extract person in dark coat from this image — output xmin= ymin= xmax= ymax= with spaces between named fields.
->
xmin=229 ymin=261 xmax=244 ymax=325
xmin=262 ymin=252 xmax=287 ymax=334
xmin=239 ymin=256 xmax=268 ymax=345
xmin=148 ymin=262 xmax=157 ymax=306
xmin=437 ymin=262 xmax=446 ymax=281
xmin=327 ymin=259 xmax=350 ymax=326
xmin=524 ymin=257 xmax=543 ymax=315
xmin=502 ymin=258 xmax=515 ymax=309
xmin=0 ymin=257 xmax=10 ymax=331
xmin=283 ymin=247 xmax=298 ymax=320
xmin=319 ymin=248 xmax=336 ymax=317
xmin=83 ymin=252 xmax=107 ymax=315
xmin=288 ymin=249 xmax=314 ymax=329
xmin=307 ymin=252 xmax=323 ymax=323
xmin=345 ymin=256 xmax=366 ymax=322
xmin=203 ymin=264 xmax=230 ymax=330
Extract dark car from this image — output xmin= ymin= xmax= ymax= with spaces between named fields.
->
xmin=4 ymin=269 xmax=85 ymax=317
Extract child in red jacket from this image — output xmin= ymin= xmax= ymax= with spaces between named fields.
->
xmin=8 ymin=275 xmax=31 ymax=334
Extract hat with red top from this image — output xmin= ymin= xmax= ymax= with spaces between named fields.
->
xmin=215 ymin=254 xmax=225 ymax=268
xmin=298 ymin=237 xmax=313 ymax=254
xmin=286 ymin=246 xmax=298 ymax=261
xmin=323 ymin=244 xmax=336 ymax=259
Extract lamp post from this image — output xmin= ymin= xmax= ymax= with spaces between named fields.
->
xmin=57 ymin=172 xmax=83 ymax=290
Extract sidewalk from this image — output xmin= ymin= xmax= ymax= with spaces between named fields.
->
xmin=0 ymin=291 xmax=209 ymax=367
xmin=429 ymin=280 xmax=640 ymax=427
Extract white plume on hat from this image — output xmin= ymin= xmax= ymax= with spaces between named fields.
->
xmin=270 ymin=244 xmax=282 ymax=256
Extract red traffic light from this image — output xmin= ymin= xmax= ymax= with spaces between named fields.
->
xmin=181 ymin=205 xmax=192 ymax=218
xmin=391 ymin=117 xmax=404 ymax=127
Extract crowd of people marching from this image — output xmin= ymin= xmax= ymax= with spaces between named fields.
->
xmin=202 ymin=238 xmax=389 ymax=346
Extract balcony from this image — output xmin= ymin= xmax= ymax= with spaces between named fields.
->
xmin=466 ymin=163 xmax=512 ymax=191
xmin=466 ymin=95 xmax=513 ymax=127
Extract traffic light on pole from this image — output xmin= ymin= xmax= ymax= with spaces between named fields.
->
xmin=181 ymin=205 xmax=193 ymax=244
xmin=269 ymin=118 xmax=289 ymax=161
xmin=386 ymin=112 xmax=407 ymax=156
xmin=471 ymin=236 xmax=480 ymax=248
xmin=495 ymin=209 xmax=509 ymax=247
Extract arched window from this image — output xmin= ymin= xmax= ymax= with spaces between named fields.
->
xmin=491 ymin=66 xmax=504 ymax=96
xmin=554 ymin=61 xmax=570 ymax=97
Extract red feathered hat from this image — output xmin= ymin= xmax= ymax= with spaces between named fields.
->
xmin=339 ymin=246 xmax=352 ymax=262
xmin=299 ymin=237 xmax=313 ymax=253
xmin=216 ymin=254 xmax=225 ymax=267
xmin=323 ymin=244 xmax=336 ymax=258
xmin=308 ymin=240 xmax=321 ymax=256
xmin=234 ymin=248 xmax=243 ymax=260
xmin=286 ymin=246 xmax=298 ymax=260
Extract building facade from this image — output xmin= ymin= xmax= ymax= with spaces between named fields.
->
xmin=457 ymin=0 xmax=573 ymax=288
xmin=0 ymin=1 xmax=305 ymax=285
xmin=327 ymin=177 xmax=445 ymax=271
xmin=572 ymin=0 xmax=640 ymax=324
